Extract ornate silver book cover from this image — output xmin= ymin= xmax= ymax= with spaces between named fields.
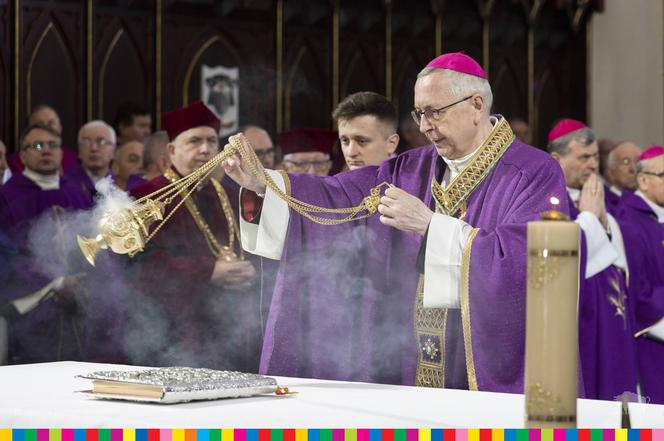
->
xmin=78 ymin=366 xmax=279 ymax=404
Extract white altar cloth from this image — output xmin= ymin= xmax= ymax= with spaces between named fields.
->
xmin=1 ymin=362 xmax=662 ymax=428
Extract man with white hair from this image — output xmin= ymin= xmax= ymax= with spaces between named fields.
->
xmin=616 ymin=146 xmax=664 ymax=404
xmin=66 ymin=120 xmax=117 ymax=197
xmin=606 ymin=142 xmax=641 ymax=195
xmin=223 ymin=52 xmax=568 ymax=392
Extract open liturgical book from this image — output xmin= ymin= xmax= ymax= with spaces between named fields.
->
xmin=78 ymin=367 xmax=290 ymax=404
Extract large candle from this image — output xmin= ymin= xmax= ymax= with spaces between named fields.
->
xmin=525 ymin=197 xmax=580 ymax=428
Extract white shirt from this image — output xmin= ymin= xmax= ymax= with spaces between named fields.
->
xmin=23 ymin=168 xmax=59 ymax=191
xmin=635 ymin=190 xmax=664 ymax=223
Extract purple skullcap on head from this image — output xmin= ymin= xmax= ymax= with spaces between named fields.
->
xmin=547 ymin=118 xmax=588 ymax=143
xmin=425 ymin=52 xmax=487 ymax=79
xmin=639 ymin=145 xmax=664 ymax=161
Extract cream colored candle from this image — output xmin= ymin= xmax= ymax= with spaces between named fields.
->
xmin=525 ymin=197 xmax=580 ymax=428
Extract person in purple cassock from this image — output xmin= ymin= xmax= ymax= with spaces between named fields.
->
xmin=615 ymin=146 xmax=664 ymax=404
xmin=547 ymin=119 xmax=640 ymax=401
xmin=0 ymin=123 xmax=93 ymax=363
xmin=222 ymin=52 xmax=569 ymax=393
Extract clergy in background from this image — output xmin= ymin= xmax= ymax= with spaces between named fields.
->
xmin=223 ymin=52 xmax=568 ymax=392
xmin=128 ymin=101 xmax=262 ymax=372
xmin=278 ymin=128 xmax=337 ymax=176
xmin=616 ymin=146 xmax=664 ymax=404
xmin=547 ymin=119 xmax=639 ymax=400
xmin=66 ymin=120 xmax=117 ymax=198
xmin=0 ymin=123 xmax=92 ymax=363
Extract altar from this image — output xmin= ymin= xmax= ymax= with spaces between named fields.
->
xmin=1 ymin=362 xmax=663 ymax=427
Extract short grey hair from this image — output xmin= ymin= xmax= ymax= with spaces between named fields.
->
xmin=143 ymin=130 xmax=169 ymax=168
xmin=78 ymin=120 xmax=117 ymax=145
xmin=635 ymin=156 xmax=655 ymax=174
xmin=417 ymin=67 xmax=493 ymax=114
xmin=547 ymin=127 xmax=596 ymax=155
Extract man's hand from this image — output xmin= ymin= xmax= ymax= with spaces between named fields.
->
xmin=377 ymin=186 xmax=433 ymax=236
xmin=221 ymin=146 xmax=267 ymax=195
xmin=578 ymin=173 xmax=608 ymax=228
xmin=210 ymin=259 xmax=256 ymax=289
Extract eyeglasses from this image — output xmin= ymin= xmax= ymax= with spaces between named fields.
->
xmin=22 ymin=140 xmax=61 ymax=151
xmin=283 ymin=159 xmax=331 ymax=172
xmin=254 ymin=147 xmax=275 ymax=158
xmin=411 ymin=95 xmax=473 ymax=125
xmin=642 ymin=170 xmax=664 ymax=178
xmin=79 ymin=138 xmax=114 ymax=148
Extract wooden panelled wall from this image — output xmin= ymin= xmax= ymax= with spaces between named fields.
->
xmin=1 ymin=0 xmax=602 ymax=151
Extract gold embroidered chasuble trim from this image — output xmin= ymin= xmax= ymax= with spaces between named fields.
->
xmin=164 ymin=169 xmax=243 ymax=260
xmin=461 ymin=228 xmax=480 ymax=391
xmin=431 ymin=117 xmax=514 ymax=217
xmin=415 ymin=118 xmax=514 ymax=389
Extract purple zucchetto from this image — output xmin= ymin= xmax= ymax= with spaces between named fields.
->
xmin=425 ymin=52 xmax=488 ymax=79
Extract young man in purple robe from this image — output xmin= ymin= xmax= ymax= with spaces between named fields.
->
xmin=0 ymin=123 xmax=93 ymax=363
xmin=547 ymin=119 xmax=639 ymax=401
xmin=615 ymin=146 xmax=664 ymax=404
xmin=222 ymin=52 xmax=569 ymax=393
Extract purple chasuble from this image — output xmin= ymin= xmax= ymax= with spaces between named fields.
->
xmin=260 ymin=135 xmax=569 ymax=393
xmin=568 ymin=197 xmax=639 ymax=401
xmin=615 ymin=191 xmax=664 ymax=404
xmin=0 ymin=173 xmax=93 ymax=363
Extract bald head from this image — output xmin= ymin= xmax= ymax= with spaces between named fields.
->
xmin=606 ymin=141 xmax=641 ymax=191
xmin=243 ymin=126 xmax=275 ymax=168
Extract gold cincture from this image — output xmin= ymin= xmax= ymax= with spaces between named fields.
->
xmin=78 ymin=134 xmax=390 ymax=265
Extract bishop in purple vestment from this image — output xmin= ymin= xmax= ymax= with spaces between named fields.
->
xmin=547 ymin=119 xmax=639 ymax=401
xmin=224 ymin=53 xmax=569 ymax=393
xmin=0 ymin=123 xmax=92 ymax=363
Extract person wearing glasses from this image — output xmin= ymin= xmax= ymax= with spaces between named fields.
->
xmin=224 ymin=52 xmax=568 ymax=392
xmin=605 ymin=141 xmax=642 ymax=197
xmin=277 ymin=128 xmax=336 ymax=176
xmin=0 ymin=123 xmax=92 ymax=364
xmin=128 ymin=101 xmax=261 ymax=372
xmin=242 ymin=126 xmax=276 ymax=170
xmin=615 ymin=145 xmax=664 ymax=405
xmin=66 ymin=120 xmax=117 ymax=197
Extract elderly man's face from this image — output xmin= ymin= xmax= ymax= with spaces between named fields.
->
xmin=282 ymin=151 xmax=332 ymax=176
xmin=414 ymin=71 xmax=483 ymax=160
xmin=555 ymin=139 xmax=599 ymax=189
xmin=78 ymin=125 xmax=116 ymax=174
xmin=113 ymin=141 xmax=144 ymax=182
xmin=338 ymin=115 xmax=397 ymax=170
xmin=607 ymin=142 xmax=641 ymax=191
xmin=30 ymin=107 xmax=63 ymax=135
xmin=637 ymin=155 xmax=664 ymax=206
xmin=168 ymin=126 xmax=219 ymax=176
xmin=243 ymin=127 xmax=275 ymax=169
xmin=121 ymin=114 xmax=152 ymax=143
xmin=20 ymin=128 xmax=63 ymax=175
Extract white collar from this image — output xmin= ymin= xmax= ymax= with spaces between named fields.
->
xmin=609 ymin=185 xmax=623 ymax=196
xmin=84 ymin=167 xmax=109 ymax=184
xmin=635 ymin=190 xmax=664 ymax=223
xmin=23 ymin=168 xmax=60 ymax=190
xmin=567 ymin=187 xmax=581 ymax=204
